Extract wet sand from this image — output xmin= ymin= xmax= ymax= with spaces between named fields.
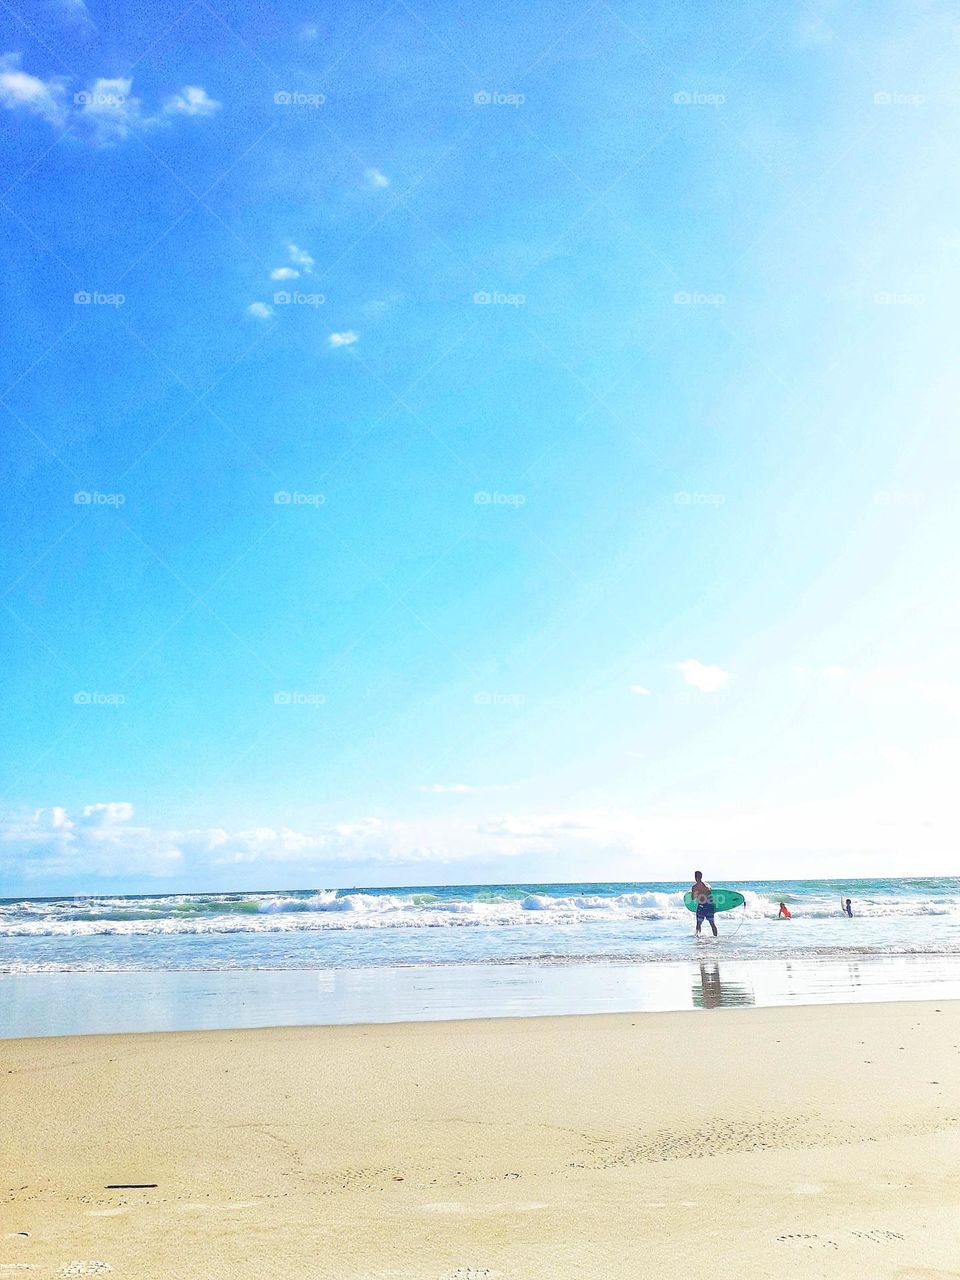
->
xmin=3 ymin=1001 xmax=960 ymax=1278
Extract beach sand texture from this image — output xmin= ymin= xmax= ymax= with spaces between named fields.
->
xmin=3 ymin=1001 xmax=960 ymax=1278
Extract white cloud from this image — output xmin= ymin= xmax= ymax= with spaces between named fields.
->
xmin=0 ymin=805 xmax=441 ymax=883
xmin=75 ymin=77 xmax=151 ymax=143
xmin=5 ymin=771 xmax=960 ymax=887
xmin=246 ymin=302 xmax=273 ymax=319
xmin=630 ymin=684 xmax=651 ymax=696
xmin=299 ymin=22 xmax=320 ymax=40
xmin=0 ymin=57 xmax=220 ymax=144
xmin=162 ymin=85 xmax=221 ymax=117
xmin=365 ymin=166 xmax=390 ymax=189
xmin=288 ymin=243 xmax=315 ymax=272
xmin=677 ymin=658 xmax=733 ymax=693
xmin=81 ymin=801 xmax=135 ymax=825
xmin=477 ymin=813 xmax=599 ymax=843
xmin=328 ymin=330 xmax=358 ymax=348
xmin=270 ymin=266 xmax=299 ymax=281
xmin=2 ymin=802 xmax=182 ymax=879
xmin=0 ymin=53 xmax=67 ymax=124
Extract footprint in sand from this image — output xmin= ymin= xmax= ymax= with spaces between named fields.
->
xmin=59 ymin=1267 xmax=114 ymax=1278
xmin=777 ymin=1234 xmax=838 ymax=1250
xmin=421 ymin=1202 xmax=547 ymax=1215
xmin=444 ymin=1271 xmax=503 ymax=1279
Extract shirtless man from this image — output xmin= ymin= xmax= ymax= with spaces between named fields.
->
xmin=690 ymin=870 xmax=718 ymax=937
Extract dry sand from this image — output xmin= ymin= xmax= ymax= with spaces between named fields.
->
xmin=3 ymin=1000 xmax=960 ymax=1279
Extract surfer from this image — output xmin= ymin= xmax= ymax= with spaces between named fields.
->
xmin=843 ymin=898 xmax=853 ymax=917
xmin=690 ymin=870 xmax=718 ymax=937
xmin=778 ymin=901 xmax=791 ymax=919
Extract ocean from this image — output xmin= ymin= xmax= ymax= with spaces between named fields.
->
xmin=3 ymin=878 xmax=960 ymax=1036
xmin=3 ymin=877 xmax=960 ymax=972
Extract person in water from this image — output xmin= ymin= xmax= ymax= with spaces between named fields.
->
xmin=778 ymin=901 xmax=791 ymax=919
xmin=690 ymin=870 xmax=718 ymax=937
xmin=843 ymin=898 xmax=853 ymax=917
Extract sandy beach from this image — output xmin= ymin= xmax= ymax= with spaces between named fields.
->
xmin=3 ymin=1000 xmax=960 ymax=1279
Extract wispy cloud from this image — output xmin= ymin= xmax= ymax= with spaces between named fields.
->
xmin=676 ymin=658 xmax=733 ymax=692
xmin=629 ymin=684 xmax=651 ymax=696
xmin=796 ymin=664 xmax=960 ymax=710
xmin=59 ymin=0 xmax=93 ymax=22
xmin=365 ymin=166 xmax=389 ymax=189
xmin=270 ymin=266 xmax=299 ymax=280
xmin=417 ymin=783 xmax=478 ymax=793
xmin=328 ymin=330 xmax=358 ymax=348
xmin=288 ymin=243 xmax=315 ymax=272
xmin=0 ymin=53 xmax=67 ymax=125
xmin=246 ymin=301 xmax=273 ymax=319
xmin=162 ymin=85 xmax=221 ymax=117
xmin=76 ymin=77 xmax=148 ymax=144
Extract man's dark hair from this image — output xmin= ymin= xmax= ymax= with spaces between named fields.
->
xmin=694 ymin=870 xmax=702 ymax=879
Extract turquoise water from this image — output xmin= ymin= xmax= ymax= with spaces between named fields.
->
xmin=2 ymin=877 xmax=959 ymax=973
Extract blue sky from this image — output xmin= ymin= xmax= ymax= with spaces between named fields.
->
xmin=2 ymin=0 xmax=959 ymax=893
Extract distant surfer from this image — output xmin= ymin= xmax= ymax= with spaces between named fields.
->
xmin=842 ymin=898 xmax=853 ymax=917
xmin=778 ymin=901 xmax=791 ymax=919
xmin=690 ymin=870 xmax=718 ymax=937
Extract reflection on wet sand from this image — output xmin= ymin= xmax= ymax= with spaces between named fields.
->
xmin=782 ymin=957 xmax=866 ymax=1002
xmin=693 ymin=960 xmax=756 ymax=1008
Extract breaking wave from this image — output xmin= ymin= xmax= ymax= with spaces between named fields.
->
xmin=2 ymin=881 xmax=959 ymax=939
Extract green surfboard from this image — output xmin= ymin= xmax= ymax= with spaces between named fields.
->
xmin=683 ymin=888 xmax=745 ymax=913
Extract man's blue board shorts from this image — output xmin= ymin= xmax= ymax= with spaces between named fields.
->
xmin=696 ymin=902 xmax=716 ymax=923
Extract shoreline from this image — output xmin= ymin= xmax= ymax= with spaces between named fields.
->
xmin=4 ymin=951 xmax=960 ymax=1039
xmin=3 ymin=1001 xmax=960 ymax=1278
